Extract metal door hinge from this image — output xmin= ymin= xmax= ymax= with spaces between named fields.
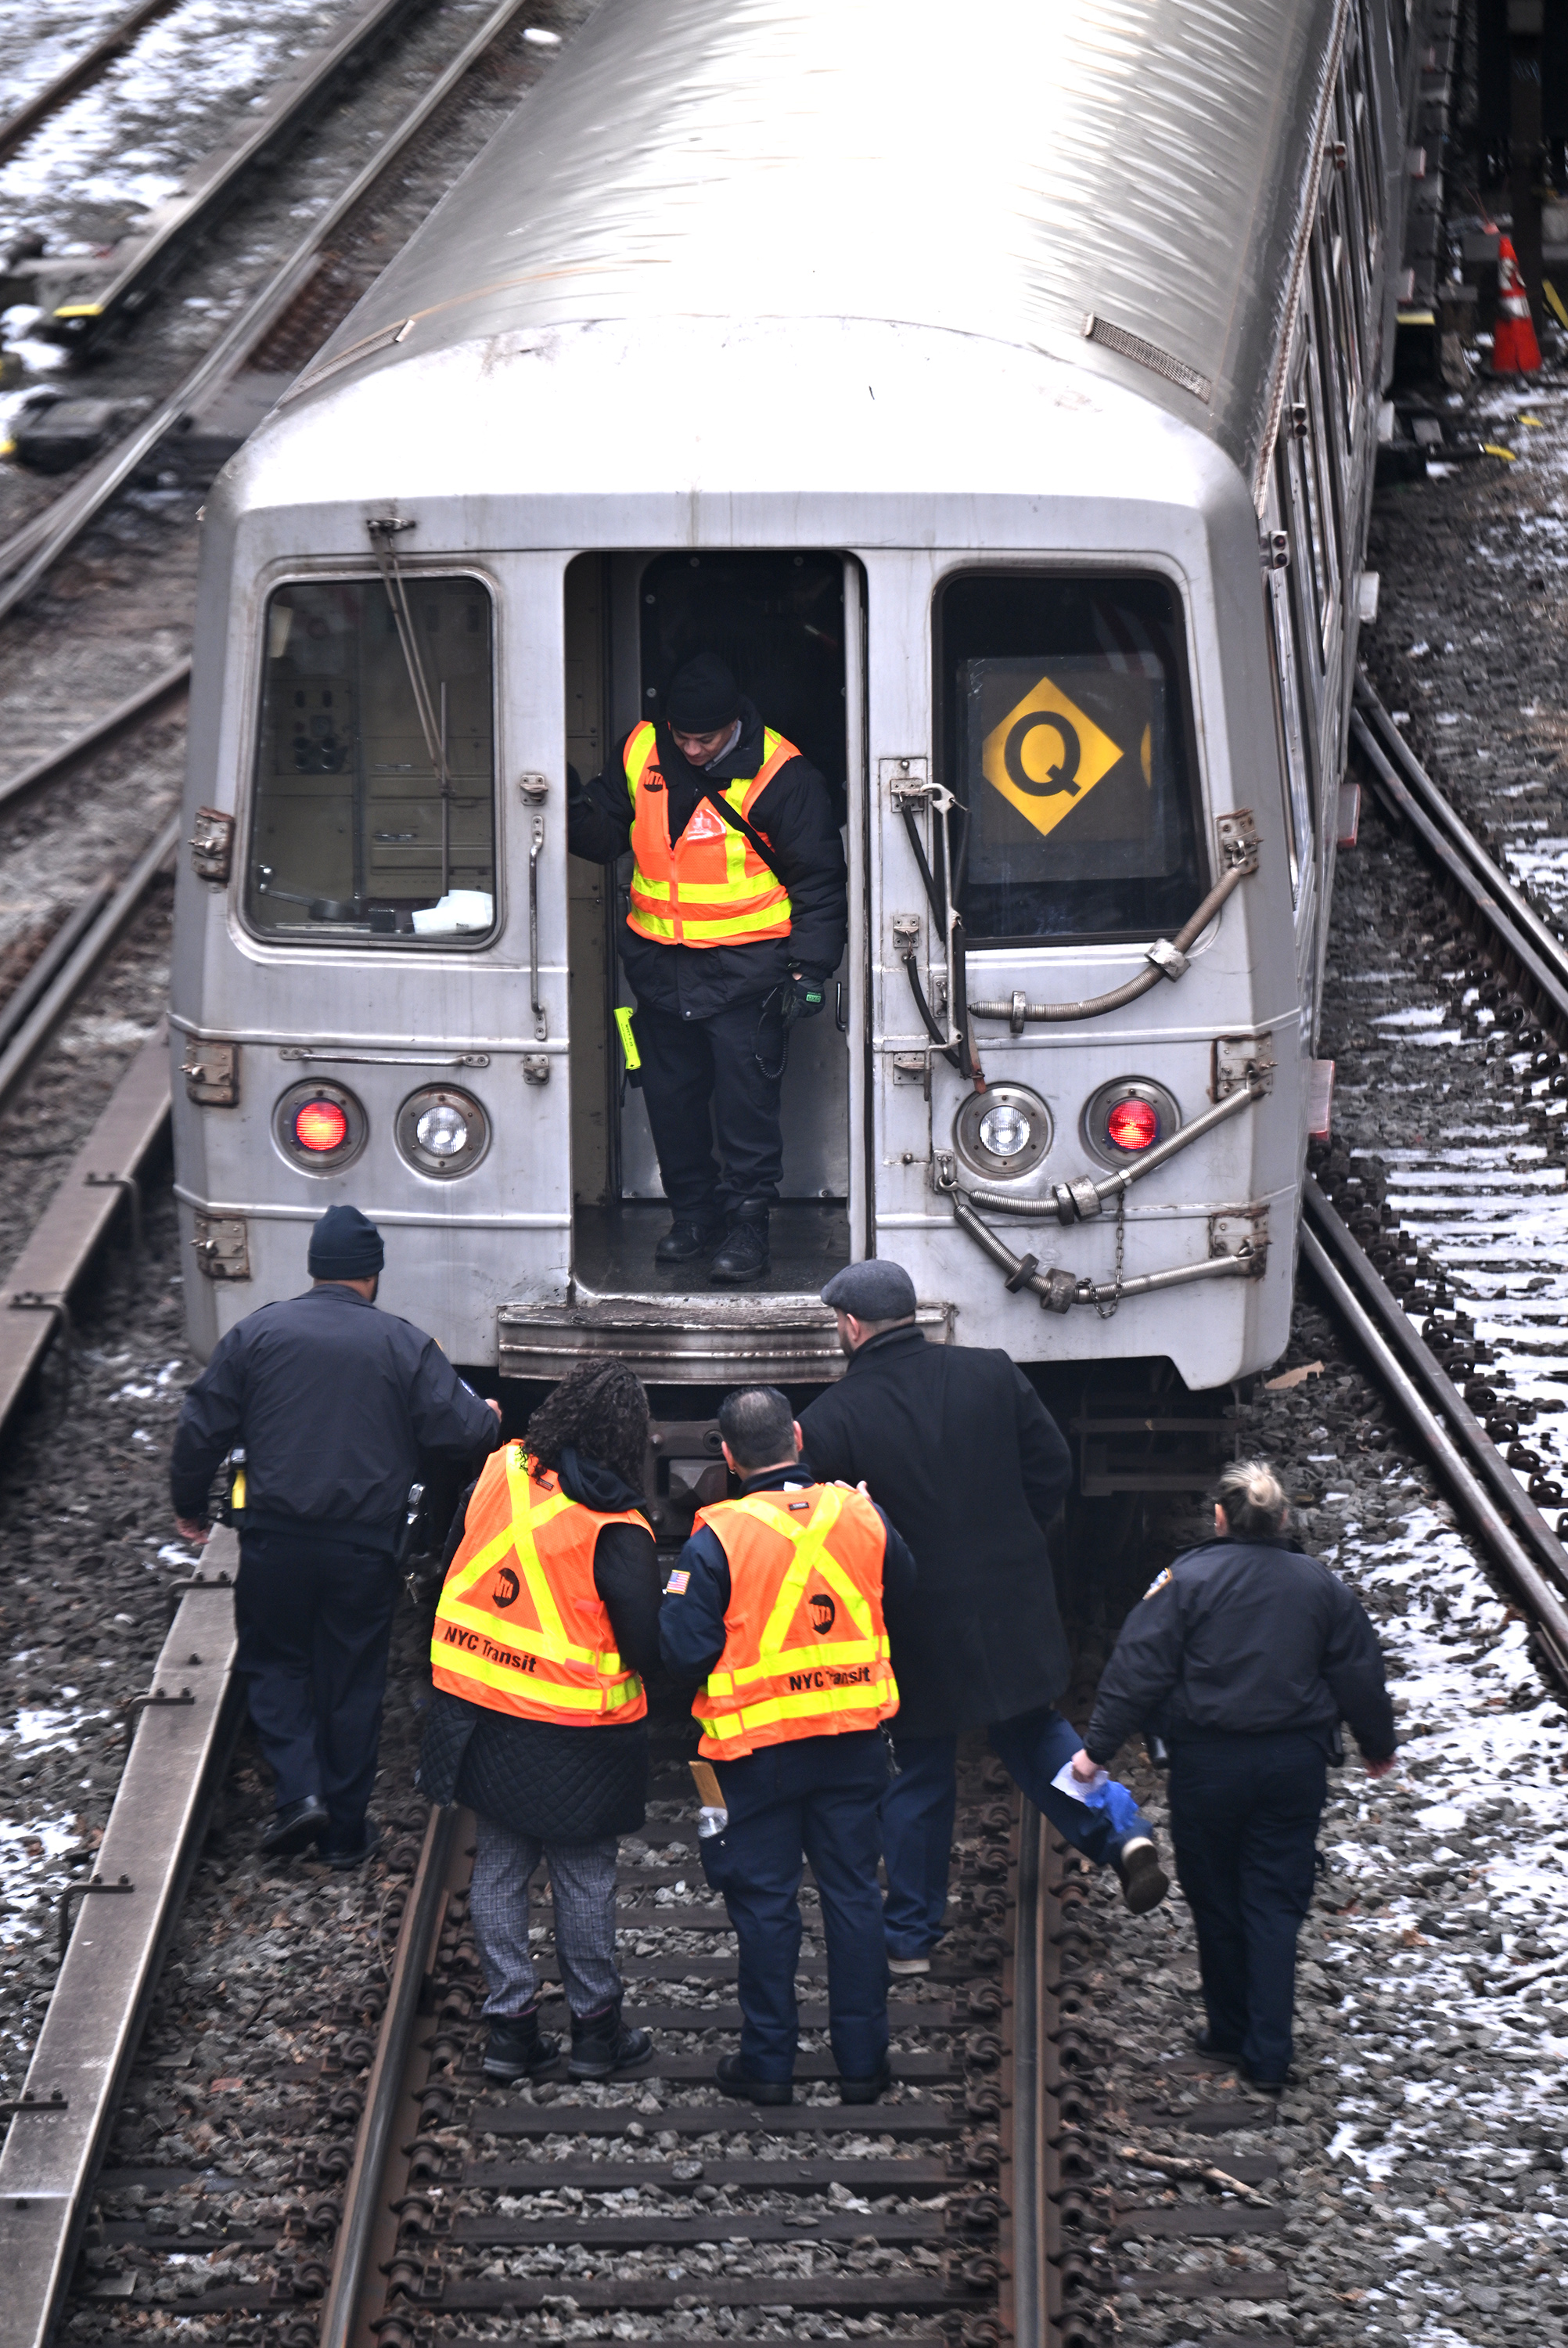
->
xmin=182 ymin=1038 xmax=238 ymax=1105
xmin=1210 ymin=1207 xmax=1269 ymax=1268
xmin=1213 ymin=1034 xmax=1276 ymax=1100
xmin=893 ymin=1051 xmax=930 ymax=1092
xmin=517 ymin=772 xmax=548 ymax=803
xmin=189 ymin=808 xmax=233 ymax=883
xmin=193 ymin=1214 xmax=250 ymax=1280
xmin=879 ymin=755 xmax=932 ymax=809
xmin=1216 ymin=809 xmax=1261 ymax=872
xmin=521 ymin=1054 xmax=551 ymax=1084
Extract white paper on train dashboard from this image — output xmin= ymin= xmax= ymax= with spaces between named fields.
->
xmin=1051 ymin=1759 xmax=1108 ymax=1805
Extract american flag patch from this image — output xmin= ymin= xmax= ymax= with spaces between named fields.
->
xmin=665 ymin=1569 xmax=690 ymax=1594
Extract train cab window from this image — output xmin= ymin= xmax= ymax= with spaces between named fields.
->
xmin=246 ymin=577 xmax=497 ymax=944
xmin=937 ymin=571 xmax=1205 ymax=945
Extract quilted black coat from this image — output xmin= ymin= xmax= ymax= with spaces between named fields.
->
xmin=418 ymin=1448 xmax=661 ymax=1842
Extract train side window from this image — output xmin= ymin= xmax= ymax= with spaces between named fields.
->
xmin=1300 ymin=290 xmax=1341 ymax=654
xmin=937 ymin=571 xmax=1207 ymax=946
xmin=246 ymin=576 xmax=497 ymax=945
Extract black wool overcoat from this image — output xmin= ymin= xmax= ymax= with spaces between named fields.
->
xmin=799 ymin=1327 xmax=1073 ymax=1738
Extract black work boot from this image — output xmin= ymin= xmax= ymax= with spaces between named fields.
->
xmin=569 ymin=1997 xmax=653 ymax=2080
xmin=258 ymin=1795 xmax=329 ymax=1857
xmin=1114 ymin=1835 xmax=1170 ymax=1915
xmin=655 ymin=1212 xmax=724 ymax=1266
xmin=716 ymin=2051 xmax=793 ymax=2105
xmin=483 ymin=2007 xmax=561 ymax=2082
xmin=708 ymin=1201 xmax=771 ymax=1287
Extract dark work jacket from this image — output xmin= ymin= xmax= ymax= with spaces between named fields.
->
xmin=419 ymin=1447 xmax=661 ymax=1841
xmin=1084 ymin=1535 xmax=1397 ymax=1766
xmin=566 ymin=699 xmax=847 ymax=1020
xmin=798 ymin=1328 xmax=1073 ymax=1738
xmin=658 ymin=1464 xmax=915 ymax=1823
xmin=169 ymin=1283 xmax=499 ymax=1548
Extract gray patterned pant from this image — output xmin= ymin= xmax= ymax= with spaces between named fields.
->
xmin=469 ymin=1817 xmax=622 ymax=2018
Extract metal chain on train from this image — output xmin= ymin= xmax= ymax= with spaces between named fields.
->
xmin=1093 ymin=1190 xmax=1126 ymax=1320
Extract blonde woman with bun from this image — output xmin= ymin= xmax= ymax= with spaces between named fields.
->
xmin=1070 ymin=1458 xmax=1395 ymax=2091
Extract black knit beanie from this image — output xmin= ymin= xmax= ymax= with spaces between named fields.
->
xmin=665 ymin=652 xmax=742 ymax=732
xmin=307 ymin=1203 xmax=385 ymax=1280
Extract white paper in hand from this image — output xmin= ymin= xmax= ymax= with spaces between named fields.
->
xmin=1051 ymin=1759 xmax=1108 ymax=1806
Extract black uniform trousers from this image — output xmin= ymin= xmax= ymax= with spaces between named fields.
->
xmin=634 ymin=996 xmax=786 ymax=1215
xmin=699 ymin=1729 xmax=889 ymax=2085
xmin=236 ymin=1525 xmax=401 ymax=1841
xmin=1167 ymin=1729 xmax=1327 ymax=2084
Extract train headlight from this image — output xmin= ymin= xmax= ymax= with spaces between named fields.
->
xmin=274 ymin=1080 xmax=366 ymax=1173
xmin=396 ymin=1085 xmax=490 ymax=1179
xmin=954 ymin=1082 xmax=1051 ymax=1179
xmin=1081 ymin=1078 xmax=1181 ymax=1169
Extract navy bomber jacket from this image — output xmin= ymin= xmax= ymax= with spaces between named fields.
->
xmin=170 ymin=1282 xmax=500 ymax=1547
xmin=1084 ymin=1534 xmax=1397 ymax=1766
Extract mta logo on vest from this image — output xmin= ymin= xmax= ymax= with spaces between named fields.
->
xmin=809 ymin=1591 xmax=836 ymax=1635
xmin=494 ymin=1567 xmax=520 ymax=1608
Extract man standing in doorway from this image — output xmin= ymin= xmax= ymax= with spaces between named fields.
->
xmin=567 ymin=652 xmax=846 ymax=1287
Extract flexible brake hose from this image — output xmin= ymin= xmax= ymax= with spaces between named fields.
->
xmin=899 ymin=801 xmax=982 ymax=1080
xmin=967 ymin=850 xmax=1255 ymax=1027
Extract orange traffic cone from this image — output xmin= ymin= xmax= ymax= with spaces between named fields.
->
xmin=1494 ymin=236 xmax=1542 ymax=373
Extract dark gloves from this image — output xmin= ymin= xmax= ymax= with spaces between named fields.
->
xmin=782 ymin=968 xmax=828 ymax=1025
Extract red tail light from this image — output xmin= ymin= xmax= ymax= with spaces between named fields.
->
xmin=1106 ymin=1097 xmax=1160 ymax=1152
xmin=294 ymin=1099 xmax=349 ymax=1153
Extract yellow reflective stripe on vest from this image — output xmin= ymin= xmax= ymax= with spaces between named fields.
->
xmin=703 ymin=1675 xmax=898 ymax=1741
xmin=444 ymin=1638 xmax=642 ymax=1713
xmin=624 ymin=719 xmax=657 ymax=803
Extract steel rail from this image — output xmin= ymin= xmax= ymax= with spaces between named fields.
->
xmin=0 ymin=880 xmax=112 ymax=1055
xmin=1008 ymin=1800 xmax=1048 ymax=2348
xmin=0 ymin=0 xmax=545 ymax=622
xmin=1348 ymin=700 xmax=1568 ymax=1037
xmin=317 ymin=1802 xmax=462 ymax=2348
xmin=1354 ymin=672 xmax=1568 ymax=985
xmin=0 ymin=659 xmax=189 ymax=813
xmin=1301 ymin=1182 xmax=1568 ymax=1686
xmin=45 ymin=0 xmax=431 ymax=357
xmin=0 ymin=1532 xmax=239 ymax=2348
xmin=0 ymin=0 xmax=183 ymax=167
xmin=0 ymin=812 xmax=179 ymax=1115
xmin=0 ymin=1025 xmax=171 ymax=1437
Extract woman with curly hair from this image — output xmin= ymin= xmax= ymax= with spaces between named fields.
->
xmin=420 ymin=1358 xmax=660 ymax=2084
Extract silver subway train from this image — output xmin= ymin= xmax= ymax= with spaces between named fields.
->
xmin=171 ymin=0 xmax=1418 ymax=1442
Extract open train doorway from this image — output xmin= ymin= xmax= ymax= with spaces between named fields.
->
xmin=564 ymin=549 xmax=858 ymax=1300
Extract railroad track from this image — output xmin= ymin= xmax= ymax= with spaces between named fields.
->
xmin=0 ymin=0 xmax=566 ymax=623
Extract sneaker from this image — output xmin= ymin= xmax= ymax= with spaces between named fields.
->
xmin=886 ymin=1954 xmax=932 ymax=1977
xmin=258 ymin=1796 xmax=329 ymax=1857
xmin=838 ymin=2065 xmax=891 ymax=2105
xmin=708 ymin=1204 xmax=771 ymax=1287
xmin=569 ymin=1997 xmax=653 ymax=2080
xmin=655 ymin=1214 xmax=724 ymax=1265
xmin=318 ymin=1819 xmax=382 ymax=1871
xmin=1116 ymin=1836 xmax=1170 ymax=1915
xmin=716 ymin=2051 xmax=793 ymax=2106
xmin=484 ymin=2008 xmax=561 ymax=2082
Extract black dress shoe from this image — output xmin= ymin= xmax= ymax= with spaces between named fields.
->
xmin=655 ymin=1214 xmax=724 ymax=1265
xmin=709 ymin=1204 xmax=771 ymax=1287
xmin=1193 ymin=2029 xmax=1243 ymax=2058
xmin=318 ymin=1820 xmax=382 ymax=1871
xmin=258 ymin=1796 xmax=329 ymax=1856
xmin=838 ymin=2066 xmax=891 ymax=2105
xmin=1242 ymin=2061 xmax=1296 ymax=2094
xmin=716 ymin=2051 xmax=793 ymax=2105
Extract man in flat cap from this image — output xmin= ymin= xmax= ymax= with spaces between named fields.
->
xmin=800 ymin=1262 xmax=1167 ymax=1970
xmin=171 ymin=1205 xmax=502 ymax=1865
xmin=568 ymin=651 xmax=847 ymax=1287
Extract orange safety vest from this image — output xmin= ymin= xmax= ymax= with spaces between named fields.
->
xmin=690 ymin=1482 xmax=898 ymax=1759
xmin=624 ymin=719 xmax=795 ymax=948
xmin=431 ymin=1445 xmax=648 ymax=1725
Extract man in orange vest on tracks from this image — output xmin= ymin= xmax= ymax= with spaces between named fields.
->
xmin=660 ymin=1386 xmax=917 ymax=2105
xmin=568 ymin=653 xmax=847 ymax=1286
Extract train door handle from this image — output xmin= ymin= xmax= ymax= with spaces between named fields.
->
xmin=836 ymin=980 xmax=848 ymax=1032
xmin=528 ymin=816 xmax=547 ymax=1042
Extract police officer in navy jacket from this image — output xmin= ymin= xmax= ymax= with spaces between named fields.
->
xmin=171 ymin=1205 xmax=501 ymax=1865
xmin=1077 ymin=1458 xmax=1395 ymax=2091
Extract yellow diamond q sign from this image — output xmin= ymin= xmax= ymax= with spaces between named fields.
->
xmin=980 ymin=672 xmax=1125 ymax=841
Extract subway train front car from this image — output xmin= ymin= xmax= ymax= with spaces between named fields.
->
xmin=171 ymin=0 xmax=1417 ymax=1490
